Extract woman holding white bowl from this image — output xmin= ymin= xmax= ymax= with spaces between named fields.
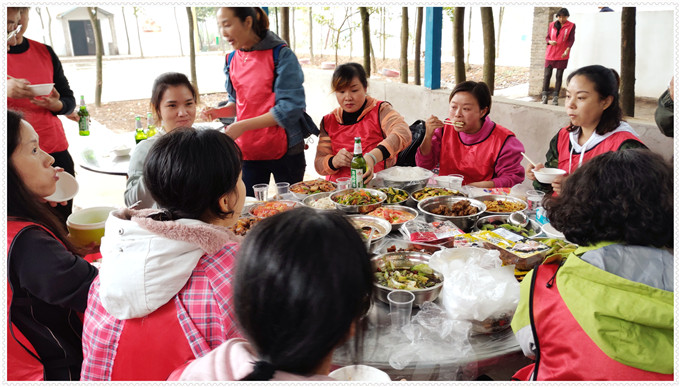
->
xmin=526 ymin=65 xmax=645 ymax=195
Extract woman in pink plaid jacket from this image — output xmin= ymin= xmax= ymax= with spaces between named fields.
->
xmin=81 ymin=128 xmax=246 ymax=381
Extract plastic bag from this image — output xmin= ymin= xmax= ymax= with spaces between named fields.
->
xmin=399 ymin=219 xmax=464 ymax=245
xmin=429 ymin=247 xmax=520 ymax=326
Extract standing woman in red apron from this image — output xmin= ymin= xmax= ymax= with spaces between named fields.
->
xmin=201 ymin=7 xmax=317 ymax=196
xmin=541 ymin=8 xmax=575 ymax=105
xmin=6 ymin=110 xmax=98 ymax=381
xmin=314 ymin=62 xmax=412 ymax=184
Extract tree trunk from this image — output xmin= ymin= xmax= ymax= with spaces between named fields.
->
xmin=349 ymin=13 xmax=353 ymax=60
xmin=280 ymin=7 xmax=290 ymax=45
xmin=134 ymin=8 xmax=144 ymax=58
xmin=466 ymin=9 xmax=472 ymax=71
xmin=382 ymin=7 xmax=386 ymax=61
xmin=454 ymin=7 xmax=466 ymax=83
xmin=496 ymin=7 xmax=504 ymax=58
xmin=122 ymin=7 xmax=131 ymax=55
xmin=400 ymin=7 xmax=409 ymax=84
xmin=87 ymin=7 xmax=104 ymax=107
xmin=620 ymin=7 xmax=636 ymax=117
xmin=414 ymin=7 xmax=423 ymax=85
xmin=173 ymin=7 xmax=184 ymax=56
xmin=35 ymin=8 xmax=47 ymax=44
xmin=291 ymin=7 xmax=296 ymax=51
xmin=308 ymin=7 xmax=314 ymax=62
xmin=481 ymin=7 xmax=495 ymax=93
xmin=45 ymin=7 xmax=54 ymax=46
xmin=273 ymin=7 xmax=279 ymax=35
xmin=360 ymin=7 xmax=371 ymax=76
xmin=186 ymin=7 xmax=200 ymax=103
xmin=370 ymin=39 xmax=377 ymax=76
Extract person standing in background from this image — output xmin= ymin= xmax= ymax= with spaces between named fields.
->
xmin=7 ymin=7 xmax=22 ymax=50
xmin=541 ymin=8 xmax=575 ymax=106
xmin=8 ymin=7 xmax=77 ymax=222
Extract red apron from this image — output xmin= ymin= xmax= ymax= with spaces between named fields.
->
xmin=229 ymin=49 xmax=287 ymax=160
xmin=545 ymin=20 xmax=574 ymax=61
xmin=8 ymin=39 xmax=69 ymax=154
xmin=439 ymin=122 xmax=514 ymax=185
xmin=556 ymin=127 xmax=642 ymax=174
xmin=513 ymin=262 xmax=673 ymax=381
xmin=323 ymin=102 xmax=386 ymax=182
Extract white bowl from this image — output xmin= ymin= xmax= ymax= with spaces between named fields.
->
xmin=542 ymin=223 xmax=566 ymax=239
xmin=329 ymin=365 xmax=391 ymax=382
xmin=532 ymin=168 xmax=566 ymax=184
xmin=44 ymin=171 xmax=79 ymax=202
xmin=112 ymin=144 xmax=131 ymax=157
xmin=27 ymin=83 xmax=54 ymax=96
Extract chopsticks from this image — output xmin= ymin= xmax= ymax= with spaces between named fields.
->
xmin=521 ymin=152 xmax=538 ymax=168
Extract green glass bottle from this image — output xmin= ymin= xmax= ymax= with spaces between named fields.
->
xmin=77 ymin=95 xmax=90 ymax=136
xmin=134 ymin=116 xmax=147 ymax=144
xmin=146 ymin=112 xmax=156 ymax=138
xmin=350 ymin=137 xmax=366 ymax=188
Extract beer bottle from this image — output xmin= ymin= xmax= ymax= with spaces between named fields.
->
xmin=146 ymin=112 xmax=156 ymax=138
xmin=134 ymin=116 xmax=147 ymax=144
xmin=77 ymin=95 xmax=90 ymax=136
xmin=350 ymin=137 xmax=367 ymax=188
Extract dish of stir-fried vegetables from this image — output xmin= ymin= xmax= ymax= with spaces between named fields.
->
xmin=374 ymin=260 xmax=442 ymax=291
xmin=335 ymin=190 xmax=383 ymax=206
xmin=379 ymin=187 xmax=409 ymax=204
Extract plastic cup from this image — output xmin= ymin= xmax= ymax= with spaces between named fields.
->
xmin=387 ymin=290 xmax=415 ymax=332
xmin=447 ymin=174 xmax=464 ymax=190
xmin=66 ymin=206 xmax=116 ymax=247
xmin=526 ymin=190 xmax=546 ymax=214
xmin=275 ymin=182 xmax=290 ymax=199
xmin=253 ymin=184 xmax=269 ymax=202
xmin=336 ymin=177 xmax=351 ymax=191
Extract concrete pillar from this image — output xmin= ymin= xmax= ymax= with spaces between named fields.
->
xmin=529 ymin=7 xmax=560 ymax=96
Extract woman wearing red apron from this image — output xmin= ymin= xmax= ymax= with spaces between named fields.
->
xmin=314 ymin=62 xmax=411 ymax=184
xmin=6 ymin=110 xmax=98 ymax=381
xmin=201 ymin=7 xmax=317 ymax=197
xmin=541 ymin=8 xmax=575 ymax=105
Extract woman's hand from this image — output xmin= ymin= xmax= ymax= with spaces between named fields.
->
xmin=332 ymin=148 xmax=353 ymax=169
xmin=548 ymin=40 xmax=557 ymax=46
xmin=425 ymin=115 xmax=444 ymax=136
xmin=7 ymin=77 xmax=33 ymax=99
xmin=200 ymin=107 xmax=218 ymax=121
xmin=31 ymin=87 xmax=63 ymax=113
xmin=526 ymin=163 xmax=543 ymax=181
xmin=362 ymin=164 xmax=374 ymax=185
xmin=551 ymin=175 xmax=564 ymax=195
xmin=224 ymin=122 xmax=246 ymax=140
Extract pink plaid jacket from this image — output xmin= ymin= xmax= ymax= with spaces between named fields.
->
xmin=81 ymin=243 xmax=240 ymax=381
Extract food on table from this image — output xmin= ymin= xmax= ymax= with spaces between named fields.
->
xmin=379 ymin=187 xmax=409 ymax=204
xmin=229 ymin=217 xmax=261 ymax=236
xmin=368 ymin=207 xmax=416 ymax=224
xmin=480 ymin=222 xmax=536 ymax=238
xmin=429 ymin=200 xmax=479 ymax=216
xmin=334 ymin=190 xmax=383 ymax=206
xmin=374 ymin=260 xmax=442 ymax=291
xmin=350 ymin=219 xmax=387 ymax=241
xmin=386 ymin=244 xmax=439 ymax=254
xmin=290 ymin=179 xmax=336 ymax=195
xmin=307 ymin=196 xmax=336 ymax=210
xmin=379 ymin=166 xmax=432 ymax=181
xmin=511 ymin=240 xmax=547 ymax=253
xmin=472 ymin=312 xmax=513 ymax=334
xmin=412 ymin=187 xmax=457 ymax=201
xmin=483 ymin=199 xmax=526 ymax=213
xmin=250 ymin=201 xmax=297 ymax=218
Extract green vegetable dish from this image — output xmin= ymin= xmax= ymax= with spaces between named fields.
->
xmin=336 ymin=190 xmax=383 ymax=205
xmin=379 ymin=187 xmax=409 ymax=204
xmin=374 ymin=260 xmax=442 ymax=291
xmin=481 ymin=222 xmax=537 ymax=238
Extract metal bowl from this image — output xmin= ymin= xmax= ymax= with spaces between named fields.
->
xmin=347 ymin=214 xmax=392 ymax=248
xmin=410 ymin=186 xmax=467 ymax=204
xmin=248 ymin=200 xmax=304 ymax=218
xmin=371 ymin=251 xmax=444 ymax=307
xmin=378 ymin=187 xmax=410 ymax=206
xmin=366 ymin=204 xmax=419 ymax=232
xmin=474 ymin=214 xmax=541 ymax=238
xmin=290 ymin=179 xmax=337 ymax=200
xmin=375 ymin=166 xmax=434 ymax=193
xmin=472 ymin=194 xmax=528 ymax=215
xmin=302 ymin=192 xmax=336 ymax=210
xmin=330 ymin=188 xmax=387 ymax=214
xmin=417 ymin=196 xmax=486 ymax=232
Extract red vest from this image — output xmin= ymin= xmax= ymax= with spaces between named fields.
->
xmin=229 ymin=49 xmax=287 ymax=160
xmin=556 ymin=127 xmax=642 ymax=174
xmin=8 ymin=39 xmax=69 ymax=154
xmin=323 ymin=102 xmax=386 ymax=182
xmin=545 ymin=20 xmax=574 ymax=61
xmin=439 ymin=122 xmax=514 ymax=185
xmin=513 ymin=262 xmax=673 ymax=381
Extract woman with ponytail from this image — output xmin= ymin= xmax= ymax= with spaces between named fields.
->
xmin=171 ymin=207 xmax=374 ymax=381
xmin=81 ymin=128 xmax=246 ymax=380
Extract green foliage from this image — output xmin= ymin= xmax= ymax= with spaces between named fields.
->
xmin=444 ymin=7 xmax=455 ymax=21
xmin=195 ymin=7 xmax=217 ymax=22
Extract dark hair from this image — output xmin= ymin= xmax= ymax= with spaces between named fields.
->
xmin=545 ymin=149 xmax=673 ymax=248
xmin=556 ymin=8 xmax=570 ymax=17
xmin=235 ymin=207 xmax=374 ymax=381
xmin=225 ymin=7 xmax=270 ymax=39
xmin=7 ymin=110 xmax=81 ymax=254
xmin=143 ymin=127 xmax=243 ymax=221
xmin=150 ymin=72 xmax=196 ymax=124
xmin=449 ymin=80 xmax=492 ymax=119
xmin=566 ymin=65 xmax=623 ymax=135
xmin=331 ymin=62 xmax=368 ymax=92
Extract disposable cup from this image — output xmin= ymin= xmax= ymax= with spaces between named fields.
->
xmin=447 ymin=174 xmax=464 ymax=190
xmin=387 ymin=290 xmax=415 ymax=332
xmin=253 ymin=184 xmax=269 ymax=202
xmin=275 ymin=182 xmax=290 ymax=199
xmin=336 ymin=177 xmax=351 ymax=191
xmin=526 ymin=190 xmax=545 ymax=213
xmin=66 ymin=206 xmax=115 ymax=247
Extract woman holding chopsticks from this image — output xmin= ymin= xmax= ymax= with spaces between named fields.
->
xmin=416 ymin=81 xmax=525 ymax=188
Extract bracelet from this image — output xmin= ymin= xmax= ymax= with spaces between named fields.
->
xmin=366 ymin=152 xmax=378 ymax=165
